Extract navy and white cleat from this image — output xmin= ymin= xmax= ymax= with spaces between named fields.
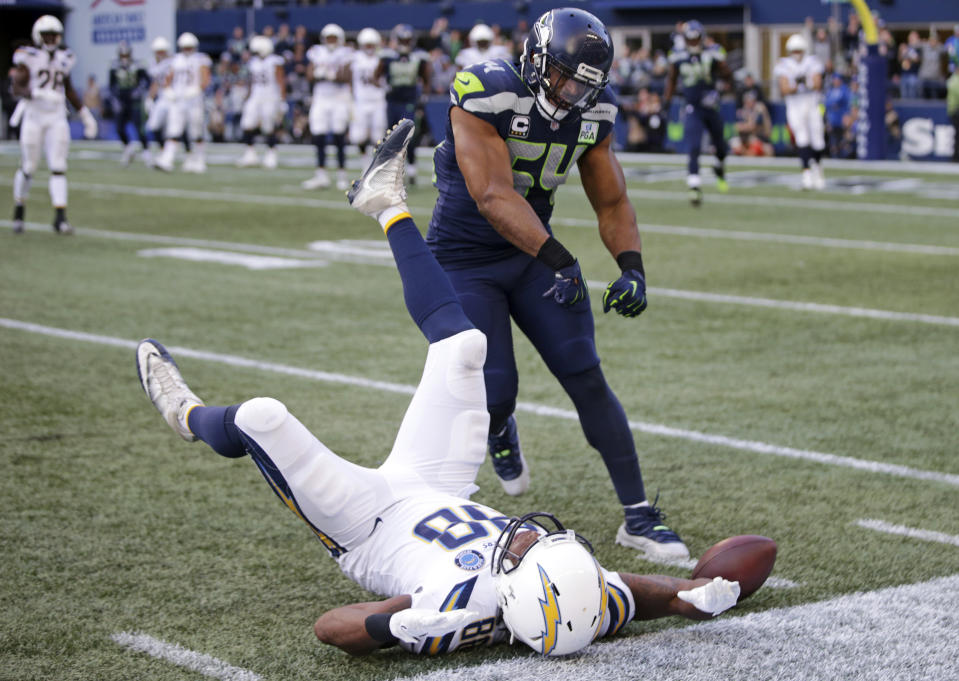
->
xmin=616 ymin=498 xmax=690 ymax=560
xmin=347 ymin=119 xmax=415 ymax=218
xmin=136 ymin=339 xmax=203 ymax=442
xmin=488 ymin=415 xmax=530 ymax=496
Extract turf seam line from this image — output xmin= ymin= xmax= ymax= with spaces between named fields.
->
xmin=111 ymin=631 xmax=262 ymax=681
xmin=3 ymin=317 xmax=958 ymax=489
xmin=855 ymin=519 xmax=959 ymax=547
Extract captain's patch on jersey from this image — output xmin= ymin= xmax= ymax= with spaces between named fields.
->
xmin=578 ymin=121 xmax=600 ymax=144
xmin=454 ymin=549 xmax=486 ymax=571
xmin=509 ymin=115 xmax=530 ymax=138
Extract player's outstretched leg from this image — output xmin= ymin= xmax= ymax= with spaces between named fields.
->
xmin=347 ymin=119 xmax=414 ymax=221
xmin=616 ymin=495 xmax=689 ymax=560
xmin=136 ymin=339 xmax=204 ymax=442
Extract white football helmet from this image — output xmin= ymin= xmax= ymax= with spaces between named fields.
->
xmin=177 ymin=32 xmax=199 ymax=51
xmin=32 ymin=15 xmax=64 ymax=51
xmin=469 ymin=23 xmax=494 ymax=47
xmin=491 ymin=513 xmax=608 ymax=657
xmin=151 ymin=37 xmax=171 ymax=55
xmin=321 ymin=23 xmax=345 ymax=47
xmin=786 ymin=33 xmax=808 ymax=55
xmin=357 ymin=27 xmax=381 ymax=51
xmin=250 ymin=35 xmax=274 ymax=57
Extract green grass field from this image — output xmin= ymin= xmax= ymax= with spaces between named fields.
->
xmin=1 ymin=142 xmax=957 ymax=681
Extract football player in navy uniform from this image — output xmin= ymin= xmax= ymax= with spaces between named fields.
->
xmin=109 ymin=41 xmax=150 ymax=166
xmin=426 ymin=8 xmax=688 ymax=560
xmin=663 ymin=21 xmax=732 ymax=206
xmin=374 ymin=24 xmax=430 ymax=184
xmin=135 ymin=120 xmax=741 ymax=657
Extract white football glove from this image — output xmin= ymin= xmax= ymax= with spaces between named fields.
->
xmin=79 ymin=106 xmax=98 ymax=139
xmin=677 ymin=577 xmax=740 ymax=617
xmin=388 ymin=608 xmax=478 ymax=645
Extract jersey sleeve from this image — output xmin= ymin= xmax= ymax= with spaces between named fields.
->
xmin=404 ymin=574 xmax=504 ymax=655
xmin=668 ymin=49 xmax=687 ymax=66
xmin=198 ymin=53 xmax=212 ymax=68
xmin=448 ymin=60 xmax=522 ymax=127
xmin=594 ymin=569 xmax=636 ymax=641
xmin=807 ymin=55 xmax=825 ymax=75
xmin=772 ymin=58 xmax=788 ymax=80
xmin=13 ymin=46 xmax=33 ymax=67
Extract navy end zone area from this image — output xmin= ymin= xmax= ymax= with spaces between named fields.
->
xmin=1 ymin=140 xmax=957 ymax=680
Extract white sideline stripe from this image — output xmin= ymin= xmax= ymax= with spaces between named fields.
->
xmin=395 ymin=573 xmax=959 ymax=681
xmin=111 ymin=631 xmax=262 ymax=681
xmin=6 ymin=220 xmax=959 ymax=329
xmin=856 ymin=519 xmax=959 ymax=547
xmin=3 ymin=317 xmax=958 ymax=490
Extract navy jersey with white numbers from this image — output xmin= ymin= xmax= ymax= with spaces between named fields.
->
xmin=427 ymin=59 xmax=617 ymax=268
xmin=668 ymin=45 xmax=725 ymax=107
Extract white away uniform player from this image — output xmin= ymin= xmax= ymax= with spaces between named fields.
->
xmin=454 ymin=24 xmax=512 ymax=69
xmin=775 ymin=33 xmax=826 ymax=190
xmin=237 ymin=36 xmax=286 ymax=169
xmin=11 ymin=15 xmax=97 ymax=235
xmin=155 ymin=32 xmax=211 ymax=173
xmin=347 ymin=28 xmax=387 ymax=164
xmin=144 ymin=37 xmax=173 ymax=167
xmin=302 ymin=24 xmax=353 ymax=190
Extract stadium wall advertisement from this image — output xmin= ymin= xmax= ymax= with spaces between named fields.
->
xmin=64 ymin=0 xmax=175 ymax=93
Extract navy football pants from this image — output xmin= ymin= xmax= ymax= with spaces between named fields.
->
xmin=685 ymin=105 xmax=727 ymax=176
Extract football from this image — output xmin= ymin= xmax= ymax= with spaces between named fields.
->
xmin=691 ymin=535 xmax=777 ymax=600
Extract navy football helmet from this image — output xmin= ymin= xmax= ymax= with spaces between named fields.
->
xmin=521 ymin=8 xmax=613 ymax=120
xmin=683 ymin=20 xmax=705 ymax=53
xmin=392 ymin=23 xmax=415 ymax=54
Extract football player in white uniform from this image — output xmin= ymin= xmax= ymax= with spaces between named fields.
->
xmin=302 ymin=24 xmax=353 ymax=191
xmin=10 ymin=15 xmax=97 ymax=235
xmin=236 ymin=36 xmax=286 ymax=169
xmin=155 ymin=32 xmax=211 ymax=173
xmin=454 ymin=24 xmax=512 ymax=69
xmin=144 ymin=37 xmax=174 ymax=168
xmin=346 ymin=28 xmax=387 ymax=167
xmin=774 ymin=34 xmax=826 ymax=190
xmin=136 ymin=121 xmax=744 ymax=657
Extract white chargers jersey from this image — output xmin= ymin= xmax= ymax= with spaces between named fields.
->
xmin=249 ymin=54 xmax=285 ymax=98
xmin=149 ymin=57 xmax=172 ymax=86
xmin=337 ymin=493 xmax=635 ymax=655
xmin=455 ymin=45 xmax=512 ymax=69
xmin=13 ymin=46 xmax=76 ymax=114
xmin=774 ymin=55 xmax=824 ymax=99
xmin=169 ymin=51 xmax=211 ymax=97
xmin=307 ymin=44 xmax=352 ymax=98
xmin=351 ymin=50 xmax=386 ymax=102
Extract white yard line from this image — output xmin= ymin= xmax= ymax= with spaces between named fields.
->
xmin=6 ymin=220 xmax=959 ymax=328
xmin=856 ymin=519 xmax=959 ymax=547
xmin=394 ymin=573 xmax=959 ymax=681
xmin=111 ymin=632 xmax=262 ymax=681
xmin=3 ymin=317 xmax=957 ymax=490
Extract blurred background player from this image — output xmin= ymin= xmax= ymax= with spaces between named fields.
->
xmin=663 ymin=20 xmax=731 ymax=207
xmin=302 ymin=24 xmax=353 ymax=190
xmin=236 ymin=35 xmax=286 ymax=170
xmin=775 ymin=34 xmax=826 ymax=190
xmin=374 ymin=24 xmax=430 ymax=185
xmin=155 ymin=32 xmax=211 ymax=173
xmin=347 ymin=28 xmax=387 ymax=168
xmin=109 ymin=41 xmax=150 ymax=167
xmin=455 ymin=24 xmax=511 ymax=69
xmin=10 ymin=15 xmax=97 ymax=235
xmin=144 ymin=37 xmax=173 ymax=168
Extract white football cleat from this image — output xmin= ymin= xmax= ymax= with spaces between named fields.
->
xmin=800 ymin=169 xmax=814 ymax=191
xmin=301 ymin=168 xmax=330 ymax=189
xmin=335 ymin=169 xmax=349 ymax=191
xmin=811 ymin=162 xmax=825 ymax=190
xmin=154 ymin=150 xmax=175 ymax=173
xmin=262 ymin=149 xmax=278 ymax=170
xmin=237 ymin=147 xmax=259 ymax=168
xmin=347 ymin=119 xmax=414 ymax=218
xmin=121 ymin=142 xmax=138 ymax=166
xmin=142 ymin=149 xmax=155 ymax=168
xmin=136 ymin=339 xmax=204 ymax=442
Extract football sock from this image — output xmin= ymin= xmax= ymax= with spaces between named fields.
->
xmin=186 ymin=405 xmax=247 ymax=458
xmin=383 ymin=216 xmax=472 ymax=343
xmin=49 ymin=174 xmax=67 ymax=209
xmin=242 ymin=129 xmax=255 ymax=146
xmin=812 ymin=148 xmax=823 ymax=164
xmin=714 ymin=159 xmax=726 ymax=179
xmin=558 ymin=365 xmax=646 ymax=505
xmin=333 ymin=133 xmax=346 ymax=168
xmin=54 ymin=207 xmax=66 ymax=225
xmin=487 ymin=403 xmax=515 ymax=438
xmin=266 ymin=133 xmax=277 ymax=149
xmin=798 ymin=146 xmax=812 ymax=169
xmin=314 ymin=135 xmax=326 ymax=167
xmin=13 ymin=204 xmax=25 ymax=221
xmin=14 ymin=169 xmax=32 ymax=202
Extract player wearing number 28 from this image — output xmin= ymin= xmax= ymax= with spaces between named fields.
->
xmin=427 ymin=8 xmax=687 ymax=559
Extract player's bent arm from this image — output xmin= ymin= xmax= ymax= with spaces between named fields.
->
xmin=578 ymin=134 xmax=643 ymax=259
xmin=200 ymin=65 xmax=211 ymax=92
xmin=618 ymin=573 xmax=715 ymax=621
xmin=12 ymin=64 xmax=30 ymax=97
xmin=662 ymin=63 xmax=678 ymax=109
xmin=451 ymin=106 xmax=552 ymax=256
xmin=313 ymin=594 xmax=412 ymax=656
xmin=64 ymin=76 xmax=84 ymax=112
xmin=275 ymin=65 xmax=287 ymax=100
xmin=810 ymin=72 xmax=823 ymax=93
xmin=778 ymin=75 xmax=795 ymax=97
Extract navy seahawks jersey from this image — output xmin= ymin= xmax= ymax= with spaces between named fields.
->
xmin=427 ymin=59 xmax=617 ymax=268
xmin=668 ymin=45 xmax=725 ymax=107
xmin=110 ymin=60 xmax=149 ymax=100
xmin=380 ymin=49 xmax=427 ymax=103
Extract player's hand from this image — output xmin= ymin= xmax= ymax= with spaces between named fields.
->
xmin=543 ymin=261 xmax=588 ymax=308
xmin=678 ymin=577 xmax=740 ymax=616
xmin=79 ymin=106 xmax=98 ymax=139
xmin=388 ymin=608 xmax=478 ymax=644
xmin=603 ymin=269 xmax=647 ymax=318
